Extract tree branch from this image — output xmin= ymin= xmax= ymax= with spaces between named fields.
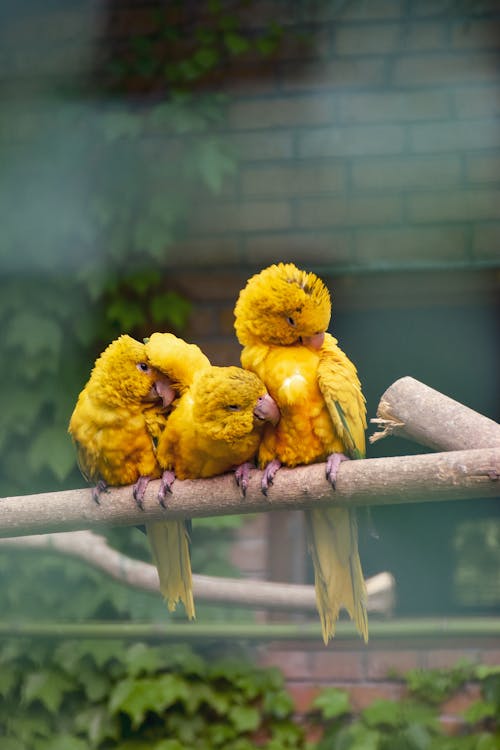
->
xmin=370 ymin=376 xmax=500 ymax=451
xmin=1 ymin=448 xmax=498 ymax=539
xmin=0 ymin=531 xmax=395 ymax=614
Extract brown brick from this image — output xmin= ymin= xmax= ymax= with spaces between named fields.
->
xmin=335 ymin=21 xmax=444 ymax=56
xmin=299 ymin=125 xmax=405 ymax=157
xmin=365 ymin=650 xmax=421 ymax=680
xmin=479 ymin=649 xmax=500 ymax=665
xmin=410 ymin=119 xmax=500 ymax=152
xmin=241 ymin=163 xmax=345 ymax=197
xmin=259 ymin=650 xmax=312 ymax=681
xmin=228 ymin=94 xmax=333 ymax=130
xmin=225 ymin=131 xmax=294 ymax=161
xmin=440 ymin=683 xmax=482 ymax=716
xmin=244 ymin=230 xmax=354 ymax=266
xmin=465 ymin=153 xmax=500 ymax=183
xmin=339 ymin=90 xmax=450 ymax=124
xmin=192 ymin=200 xmax=292 ymax=234
xmin=217 ymin=305 xmax=238 ymax=336
xmin=280 ymin=58 xmax=386 ymax=92
xmin=473 ymin=223 xmax=500 ymax=259
xmin=309 ymin=651 xmax=365 ymax=681
xmin=183 ymin=305 xmax=218 ymax=339
xmin=392 ymin=53 xmax=499 ymax=86
xmin=299 ymin=195 xmax=402 ymax=228
xmin=199 ymin=340 xmax=241 ymax=367
xmin=454 ymin=86 xmax=500 ymax=118
xmin=288 ymin=683 xmax=322 ymax=713
xmin=355 ymin=226 xmax=468 ymax=263
xmin=167 ymin=238 xmax=241 ymax=267
xmin=407 ymin=189 xmax=500 ymax=223
xmin=352 ymin=156 xmax=461 ymax=190
xmin=347 ymin=682 xmax=405 ymax=711
xmin=174 ymin=271 xmax=248 ymax=302
xmin=424 ymin=650 xmax=479 ymax=670
xmin=336 ymin=0 xmax=404 ymax=21
xmin=451 ymin=19 xmax=500 ymax=50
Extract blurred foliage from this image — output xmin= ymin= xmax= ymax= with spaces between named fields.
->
xmin=0 ymin=641 xmax=499 ymax=750
xmin=312 ymin=661 xmax=500 ymax=750
xmin=453 ymin=519 xmax=500 ymax=608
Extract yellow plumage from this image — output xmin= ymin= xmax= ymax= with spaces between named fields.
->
xmin=68 ymin=334 xmax=195 ymax=620
xmin=234 ymin=263 xmax=368 ymax=644
xmin=149 ymin=362 xmax=280 ymax=481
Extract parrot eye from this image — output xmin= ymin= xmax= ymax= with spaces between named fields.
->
xmin=227 ymin=404 xmax=241 ymax=411
xmin=286 ymin=316 xmax=295 ymax=327
xmin=137 ymin=362 xmax=150 ymax=373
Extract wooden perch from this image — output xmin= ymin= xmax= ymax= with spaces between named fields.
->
xmin=0 ymin=531 xmax=395 ymax=615
xmin=370 ymin=376 xmax=500 ymax=451
xmin=0 ymin=448 xmax=498 ymax=539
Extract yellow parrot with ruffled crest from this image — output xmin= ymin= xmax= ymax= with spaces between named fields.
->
xmin=234 ymin=263 xmax=368 ymax=644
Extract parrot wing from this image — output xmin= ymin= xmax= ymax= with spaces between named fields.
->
xmin=316 ymin=334 xmax=367 ymax=459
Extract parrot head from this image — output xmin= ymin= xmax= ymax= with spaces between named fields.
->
xmin=191 ymin=366 xmax=280 ymax=442
xmin=145 ymin=332 xmax=211 ymax=393
xmin=234 ymin=263 xmax=331 ymax=349
xmin=90 ymin=335 xmax=176 ymax=409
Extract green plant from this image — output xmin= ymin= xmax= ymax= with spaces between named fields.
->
xmin=0 ymin=639 xmax=305 ymax=750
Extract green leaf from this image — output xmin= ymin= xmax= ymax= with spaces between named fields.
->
xmin=228 ymin=705 xmax=260 ymax=733
xmin=224 ymin=31 xmax=250 ymax=55
xmin=193 ymin=47 xmax=219 ymax=71
xmin=362 ymin=699 xmax=403 ymax=728
xmin=125 ymin=643 xmax=164 ymax=677
xmin=150 ymin=291 xmax=192 ymax=329
xmin=22 ymin=669 xmax=76 ymax=713
xmin=28 ymin=424 xmax=77 ymax=481
xmin=192 ymin=139 xmax=236 ymax=193
xmin=36 ymin=734 xmax=89 ymax=750
xmin=109 ymin=674 xmax=189 ymax=728
xmin=5 ymin=312 xmax=62 ymax=358
xmin=464 ymin=699 xmax=497 ymax=724
xmin=0 ymin=667 xmax=18 ymax=698
xmin=106 ymin=299 xmax=146 ymax=331
xmin=312 ymin=687 xmax=351 ymax=719
xmin=263 ymin=688 xmax=294 ymax=718
xmin=74 ymin=706 xmax=121 ymax=745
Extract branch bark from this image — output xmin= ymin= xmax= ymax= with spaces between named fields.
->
xmin=0 ymin=531 xmax=395 ymax=614
xmin=370 ymin=376 xmax=500 ymax=451
xmin=0 ymin=448 xmax=498 ymax=539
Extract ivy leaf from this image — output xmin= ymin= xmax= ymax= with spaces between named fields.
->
xmin=362 ymin=699 xmax=404 ymax=728
xmin=312 ymin=687 xmax=351 ymax=720
xmin=464 ymin=700 xmax=497 ymax=724
xmin=0 ymin=668 xmax=18 ymax=698
xmin=5 ymin=312 xmax=62 ymax=358
xmin=22 ymin=669 xmax=75 ymax=713
xmin=193 ymin=139 xmax=236 ymax=193
xmin=228 ymin=705 xmax=260 ymax=733
xmin=125 ymin=643 xmax=164 ymax=677
xmin=74 ymin=706 xmax=121 ymax=745
xmin=224 ymin=31 xmax=250 ymax=55
xmin=150 ymin=291 xmax=192 ymax=329
xmin=36 ymin=734 xmax=89 ymax=750
xmin=106 ymin=299 xmax=146 ymax=331
xmin=28 ymin=424 xmax=77 ymax=481
xmin=263 ymin=689 xmax=294 ymax=719
xmin=109 ymin=674 xmax=189 ymax=728
xmin=193 ymin=47 xmax=219 ymax=71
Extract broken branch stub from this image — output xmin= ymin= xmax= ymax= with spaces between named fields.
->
xmin=370 ymin=376 xmax=500 ymax=451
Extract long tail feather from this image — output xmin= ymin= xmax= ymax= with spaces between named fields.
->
xmin=306 ymin=507 xmax=368 ymax=645
xmin=145 ymin=521 xmax=195 ymax=620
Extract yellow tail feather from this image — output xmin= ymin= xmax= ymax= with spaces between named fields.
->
xmin=306 ymin=507 xmax=368 ymax=645
xmin=146 ymin=521 xmax=195 ymax=620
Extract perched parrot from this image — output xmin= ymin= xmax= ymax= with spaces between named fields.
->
xmin=233 ymin=262 xmax=368 ymax=644
xmin=68 ymin=334 xmax=195 ymax=619
xmin=145 ymin=335 xmax=280 ymax=496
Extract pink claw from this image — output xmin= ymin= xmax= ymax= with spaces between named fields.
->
xmin=325 ymin=452 xmax=349 ymax=489
xmin=261 ymin=459 xmax=282 ymax=496
xmin=133 ymin=475 xmax=151 ymax=509
xmin=158 ymin=470 xmax=176 ymax=507
xmin=235 ymin=462 xmax=253 ymax=496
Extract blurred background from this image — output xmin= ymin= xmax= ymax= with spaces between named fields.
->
xmin=0 ymin=0 xmax=499 ymax=627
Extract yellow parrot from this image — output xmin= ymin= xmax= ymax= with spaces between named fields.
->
xmin=68 ymin=334 xmax=195 ymax=619
xmin=233 ymin=263 xmax=368 ymax=644
xmin=145 ymin=333 xmax=280 ymax=495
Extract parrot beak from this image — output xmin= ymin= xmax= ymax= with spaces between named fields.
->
xmin=254 ymin=393 xmax=280 ymax=426
xmin=153 ymin=377 xmax=177 ymax=409
xmin=301 ymin=331 xmax=325 ymax=350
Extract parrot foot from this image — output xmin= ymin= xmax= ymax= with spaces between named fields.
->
xmin=92 ymin=479 xmax=108 ymax=505
xmin=261 ymin=459 xmax=282 ymax=496
xmin=325 ymin=452 xmax=349 ymax=489
xmin=158 ymin=470 xmax=176 ymax=507
xmin=234 ymin=462 xmax=253 ymax=497
xmin=133 ymin=475 xmax=151 ymax=509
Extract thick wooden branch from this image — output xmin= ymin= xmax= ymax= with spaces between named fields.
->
xmin=370 ymin=376 xmax=500 ymax=451
xmin=0 ymin=531 xmax=395 ymax=615
xmin=0 ymin=448 xmax=498 ymax=539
